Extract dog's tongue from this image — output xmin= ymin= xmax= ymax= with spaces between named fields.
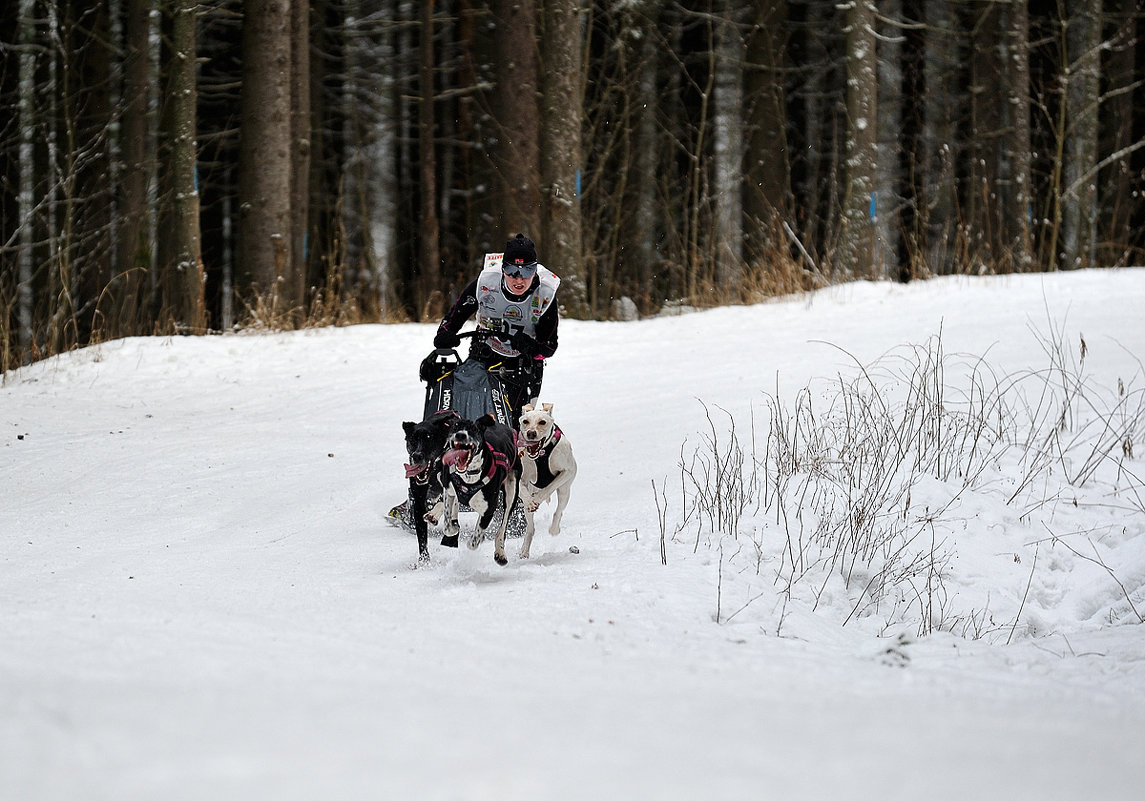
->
xmin=404 ymin=463 xmax=425 ymax=478
xmin=442 ymin=448 xmax=469 ymax=467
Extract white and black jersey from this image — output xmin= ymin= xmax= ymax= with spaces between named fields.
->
xmin=437 ymin=260 xmax=560 ymax=359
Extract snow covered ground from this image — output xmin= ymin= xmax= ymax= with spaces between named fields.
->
xmin=3 ymin=269 xmax=1145 ymax=800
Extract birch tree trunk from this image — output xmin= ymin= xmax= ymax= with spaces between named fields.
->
xmin=1005 ymin=1 xmax=1033 ymax=271
xmin=15 ymin=0 xmax=37 ymax=349
xmin=712 ymin=3 xmax=745 ymax=288
xmin=838 ymin=0 xmax=877 ymax=277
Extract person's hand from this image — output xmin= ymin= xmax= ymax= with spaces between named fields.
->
xmin=434 ymin=329 xmax=461 ymax=348
xmin=510 ymin=332 xmax=538 ymax=357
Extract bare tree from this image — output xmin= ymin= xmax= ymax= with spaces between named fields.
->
xmin=61 ymin=0 xmax=114 ymax=345
xmin=238 ymin=0 xmax=294 ymax=313
xmin=419 ymin=0 xmax=441 ymax=318
xmin=838 ymin=0 xmax=877 ymax=276
xmin=875 ymin=0 xmax=903 ymax=279
xmin=157 ymin=0 xmax=205 ymax=332
xmin=493 ymin=0 xmax=542 ymax=236
xmin=743 ymin=0 xmax=790 ymax=268
xmin=540 ymin=0 xmax=588 ymax=316
xmin=116 ymin=0 xmax=153 ymax=331
xmin=1005 ymin=0 xmax=1033 ymax=271
xmin=290 ymin=0 xmax=311 ymax=313
xmin=712 ymin=2 xmax=746 ymax=288
xmin=1061 ymin=0 xmax=1101 ymax=270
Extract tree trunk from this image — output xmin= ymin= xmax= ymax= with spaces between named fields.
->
xmin=14 ymin=0 xmax=37 ymax=350
xmin=61 ymin=0 xmax=114 ymax=344
xmin=239 ymin=0 xmax=294 ymax=314
xmin=116 ymin=0 xmax=152 ymax=332
xmin=493 ymin=0 xmax=541 ymax=237
xmin=540 ymin=0 xmax=587 ymax=316
xmin=712 ymin=3 xmax=745 ymax=289
xmin=920 ymin=0 xmax=956 ymax=275
xmin=743 ymin=0 xmax=789 ymax=268
xmin=631 ymin=0 xmax=663 ymax=313
xmin=875 ymin=0 xmax=903 ymax=279
xmin=1062 ymin=0 xmax=1101 ymax=269
xmin=838 ymin=0 xmax=877 ymax=277
xmin=290 ymin=0 xmax=311 ymax=317
xmin=157 ymin=0 xmax=204 ymax=332
xmin=1005 ymin=0 xmax=1033 ymax=271
xmin=419 ymin=0 xmax=441 ymax=319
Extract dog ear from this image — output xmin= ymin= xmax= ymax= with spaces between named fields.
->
xmin=403 ymin=421 xmax=416 ymax=434
xmin=522 ymin=404 xmax=534 ymax=414
xmin=477 ymin=413 xmax=496 ymax=429
xmin=542 ymin=403 xmax=553 ymax=413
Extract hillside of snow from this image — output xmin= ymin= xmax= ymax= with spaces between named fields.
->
xmin=3 ymin=269 xmax=1145 ymax=800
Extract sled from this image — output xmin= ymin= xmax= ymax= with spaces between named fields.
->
xmin=390 ymin=330 xmax=528 ymax=536
xmin=419 ymin=330 xmax=516 ymax=427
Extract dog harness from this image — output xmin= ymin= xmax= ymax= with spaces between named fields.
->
xmin=450 ymin=433 xmax=518 ymax=504
xmin=521 ymin=427 xmax=563 ymax=490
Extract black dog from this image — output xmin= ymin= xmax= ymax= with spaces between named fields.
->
xmin=401 ymin=409 xmax=460 ymax=562
xmin=426 ymin=414 xmax=521 ymax=566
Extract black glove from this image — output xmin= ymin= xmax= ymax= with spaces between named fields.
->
xmin=434 ymin=329 xmax=461 ymax=349
xmin=510 ymin=332 xmax=538 ymax=357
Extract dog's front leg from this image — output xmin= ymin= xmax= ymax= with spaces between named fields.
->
xmin=523 ymin=488 xmax=544 ymax=513
xmin=412 ymin=482 xmax=430 ymax=561
xmin=542 ymin=461 xmax=577 ymax=536
xmin=441 ymin=486 xmax=460 ymax=547
xmin=549 ymin=483 xmax=571 ymax=536
xmin=520 ymin=488 xmax=537 ymax=559
xmin=467 ymin=492 xmax=491 ymax=551
xmin=491 ymin=477 xmax=518 ymax=566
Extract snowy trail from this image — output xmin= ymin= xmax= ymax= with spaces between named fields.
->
xmin=4 ymin=270 xmax=1145 ymax=799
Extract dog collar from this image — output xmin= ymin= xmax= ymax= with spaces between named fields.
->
xmin=521 ymin=426 xmax=561 ymax=458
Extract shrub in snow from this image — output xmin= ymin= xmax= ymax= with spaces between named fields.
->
xmin=658 ymin=327 xmax=1145 ymax=641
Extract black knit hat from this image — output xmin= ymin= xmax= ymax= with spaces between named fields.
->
xmin=503 ymin=234 xmax=538 ymax=270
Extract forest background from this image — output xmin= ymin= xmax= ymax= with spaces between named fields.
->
xmin=1 ymin=0 xmax=1142 ymax=373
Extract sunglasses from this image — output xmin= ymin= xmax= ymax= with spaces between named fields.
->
xmin=503 ymin=261 xmax=538 ymax=279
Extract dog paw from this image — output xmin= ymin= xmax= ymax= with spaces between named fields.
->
xmin=467 ymin=535 xmax=481 ymax=550
xmin=423 ymin=512 xmax=438 ymax=526
xmin=527 ymin=501 xmax=541 ymax=512
xmin=518 ymin=548 xmax=531 ymax=559
xmin=440 ymin=534 xmax=459 ymax=548
xmin=494 ymin=552 xmax=508 ymax=566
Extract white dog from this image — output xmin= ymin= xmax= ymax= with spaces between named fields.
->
xmin=517 ymin=403 xmax=577 ymax=558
